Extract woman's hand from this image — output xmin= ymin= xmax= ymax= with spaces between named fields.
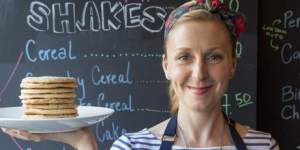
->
xmin=1 ymin=127 xmax=98 ymax=150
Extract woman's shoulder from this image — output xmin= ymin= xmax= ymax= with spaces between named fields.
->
xmin=237 ymin=123 xmax=279 ymax=150
xmin=148 ymin=118 xmax=170 ymax=139
xmin=237 ymin=122 xmax=273 ymax=139
xmin=110 ymin=118 xmax=170 ymax=150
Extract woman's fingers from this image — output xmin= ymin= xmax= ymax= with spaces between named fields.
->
xmin=1 ymin=128 xmax=42 ymax=142
xmin=1 ymin=127 xmax=98 ymax=150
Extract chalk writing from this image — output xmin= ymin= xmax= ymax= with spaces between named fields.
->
xmin=25 ymin=39 xmax=77 ymax=62
xmin=283 ymin=10 xmax=300 ymax=29
xmin=281 ymin=104 xmax=300 ymax=120
xmin=219 ymin=0 xmax=240 ymax=12
xmin=229 ymin=0 xmax=240 ymax=12
xmin=235 ymin=93 xmax=253 ymax=108
xmin=96 ymin=121 xmax=127 ymax=143
xmin=282 ymin=85 xmax=300 ymax=103
xmin=222 ymin=94 xmax=232 ymax=115
xmin=135 ymin=80 xmax=168 ymax=84
xmin=136 ymin=108 xmax=169 ymax=113
xmin=262 ymin=25 xmax=287 ymax=37
xmin=281 ymin=85 xmax=300 ymax=120
xmin=83 ymin=52 xmax=162 ymax=59
xmin=27 ymin=1 xmax=167 ymax=33
xmin=262 ymin=25 xmax=287 ymax=51
xmin=281 ymin=42 xmax=300 ymax=64
xmin=0 ymin=51 xmax=24 ymax=103
xmin=65 ymin=71 xmax=87 ymax=105
xmin=223 ymin=92 xmax=254 ymax=114
xmin=235 ymin=40 xmax=243 ymax=58
xmin=262 ymin=10 xmax=299 ymax=54
xmin=97 ymin=92 xmax=134 ymax=112
xmin=91 ymin=61 xmax=133 ymax=86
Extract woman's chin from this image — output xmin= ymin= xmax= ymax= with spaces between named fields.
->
xmin=186 ymin=97 xmax=218 ymax=112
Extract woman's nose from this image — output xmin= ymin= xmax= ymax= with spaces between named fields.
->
xmin=192 ymin=59 xmax=208 ymax=81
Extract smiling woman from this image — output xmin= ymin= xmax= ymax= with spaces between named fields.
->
xmin=111 ymin=1 xmax=279 ymax=150
xmin=2 ymin=0 xmax=279 ymax=150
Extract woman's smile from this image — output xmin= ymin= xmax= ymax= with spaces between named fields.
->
xmin=186 ymin=84 xmax=213 ymax=96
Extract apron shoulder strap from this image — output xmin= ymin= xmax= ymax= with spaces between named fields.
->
xmin=159 ymin=116 xmax=177 ymax=150
xmin=227 ymin=117 xmax=248 ymax=150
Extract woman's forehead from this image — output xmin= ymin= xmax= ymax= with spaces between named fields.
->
xmin=166 ymin=21 xmax=232 ymax=50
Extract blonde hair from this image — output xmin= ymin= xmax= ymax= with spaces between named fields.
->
xmin=168 ymin=82 xmax=179 ymax=114
xmin=165 ymin=10 xmax=236 ymax=114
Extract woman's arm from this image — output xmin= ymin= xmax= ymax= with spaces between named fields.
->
xmin=1 ymin=127 xmax=98 ymax=150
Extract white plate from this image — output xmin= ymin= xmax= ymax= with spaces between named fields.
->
xmin=0 ymin=106 xmax=114 ymax=133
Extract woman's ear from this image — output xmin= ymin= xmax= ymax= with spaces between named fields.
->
xmin=162 ymin=54 xmax=170 ymax=80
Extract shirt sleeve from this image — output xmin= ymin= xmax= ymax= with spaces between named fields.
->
xmin=270 ymin=135 xmax=280 ymax=150
xmin=110 ymin=134 xmax=132 ymax=150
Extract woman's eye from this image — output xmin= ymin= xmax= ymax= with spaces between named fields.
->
xmin=206 ymin=54 xmax=223 ymax=64
xmin=177 ymin=54 xmax=191 ymax=62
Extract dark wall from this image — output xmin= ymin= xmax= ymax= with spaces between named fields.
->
xmin=258 ymin=0 xmax=300 ymax=149
xmin=0 ymin=0 xmax=257 ymax=149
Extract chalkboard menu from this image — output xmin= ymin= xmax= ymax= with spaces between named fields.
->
xmin=258 ymin=0 xmax=300 ymax=149
xmin=0 ymin=0 xmax=257 ymax=149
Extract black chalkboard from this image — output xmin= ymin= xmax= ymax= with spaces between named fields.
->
xmin=258 ymin=0 xmax=300 ymax=149
xmin=0 ymin=0 xmax=257 ymax=149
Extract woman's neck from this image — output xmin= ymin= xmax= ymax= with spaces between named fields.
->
xmin=176 ymin=106 xmax=227 ymax=147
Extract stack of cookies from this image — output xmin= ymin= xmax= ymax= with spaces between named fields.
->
xmin=19 ymin=76 xmax=78 ymax=118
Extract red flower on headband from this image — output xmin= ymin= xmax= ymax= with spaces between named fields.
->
xmin=233 ymin=16 xmax=245 ymax=37
xmin=195 ymin=0 xmax=205 ymax=4
xmin=211 ymin=0 xmax=221 ymax=8
xmin=218 ymin=4 xmax=229 ymax=12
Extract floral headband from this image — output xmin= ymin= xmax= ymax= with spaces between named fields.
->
xmin=164 ymin=0 xmax=245 ymax=40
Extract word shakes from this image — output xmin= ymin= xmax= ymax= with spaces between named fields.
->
xmin=26 ymin=1 xmax=167 ymax=33
xmin=281 ymin=85 xmax=300 ymax=120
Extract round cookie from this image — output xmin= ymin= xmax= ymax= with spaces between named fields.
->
xmin=21 ymin=88 xmax=75 ymax=94
xmin=21 ymin=99 xmax=75 ymax=104
xmin=20 ymin=82 xmax=77 ymax=89
xmin=24 ymin=108 xmax=77 ymax=115
xmin=22 ymin=76 xmax=76 ymax=83
xmin=23 ymin=103 xmax=76 ymax=110
xmin=19 ymin=93 xmax=76 ymax=99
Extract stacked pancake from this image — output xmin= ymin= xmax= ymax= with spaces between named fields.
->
xmin=19 ymin=76 xmax=78 ymax=118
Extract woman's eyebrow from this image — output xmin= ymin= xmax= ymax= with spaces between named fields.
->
xmin=174 ymin=46 xmax=192 ymax=51
xmin=206 ymin=46 xmax=222 ymax=52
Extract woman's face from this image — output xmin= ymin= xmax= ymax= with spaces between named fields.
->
xmin=163 ymin=20 xmax=236 ymax=112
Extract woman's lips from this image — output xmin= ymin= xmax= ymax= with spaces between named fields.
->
xmin=187 ymin=85 xmax=212 ymax=96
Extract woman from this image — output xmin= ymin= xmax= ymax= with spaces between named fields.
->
xmin=2 ymin=0 xmax=279 ymax=149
